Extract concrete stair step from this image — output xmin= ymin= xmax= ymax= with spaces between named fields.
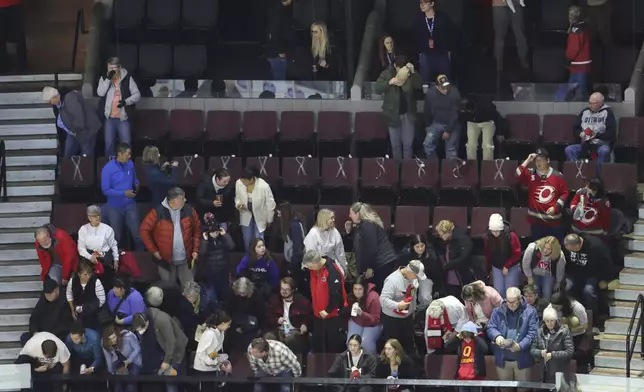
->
xmin=0 ymin=232 xmax=39 ymax=245
xmin=0 ymin=123 xmax=56 ymax=137
xmin=4 ymin=155 xmax=57 ymax=167
xmin=597 ymin=333 xmax=641 ymax=352
xmin=620 ymin=268 xmax=644 ymax=286
xmin=613 ymin=284 xmax=644 ymax=301
xmin=0 ymin=248 xmax=37 ymax=262
xmin=626 ymin=235 xmax=644 ymax=252
xmin=590 ymin=366 xmax=644 ymax=378
xmin=610 ymin=300 xmax=642 ymax=318
xmin=595 ymin=351 xmax=644 ymax=371
xmin=0 ymin=348 xmax=21 ymax=361
xmin=0 ymin=216 xmax=50 ymax=229
xmin=0 ymin=265 xmax=41 ymax=277
xmin=635 ymin=220 xmax=644 ymax=236
xmin=0 ymin=330 xmax=27 ymax=343
xmin=0 ymin=281 xmax=42 ymax=293
xmin=0 ymin=92 xmax=45 ymax=106
xmin=605 ymin=318 xmax=631 ymax=335
xmin=0 ymin=314 xmax=30 ymax=327
xmin=625 ymin=253 xmax=644 ymax=269
xmin=0 ymin=200 xmax=52 ymax=214
xmin=6 ymin=169 xmax=55 ymax=183
xmin=4 ymin=138 xmax=57 ymax=151
xmin=0 ymin=107 xmax=53 ymax=121
xmin=0 ymin=298 xmax=39 ymax=310
xmin=6 ymin=183 xmax=54 ymax=197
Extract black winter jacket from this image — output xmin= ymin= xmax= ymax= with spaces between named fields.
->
xmin=198 ymin=233 xmax=235 ymax=272
xmin=195 ymin=171 xmax=235 ymax=224
xmin=29 ymin=292 xmax=74 ymax=339
xmin=351 ymin=221 xmax=396 ymax=274
xmin=435 ymin=228 xmax=476 ymax=286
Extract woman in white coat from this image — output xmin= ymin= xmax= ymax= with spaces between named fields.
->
xmin=235 ymin=167 xmax=276 ymax=252
xmin=193 ymin=311 xmax=233 ymax=389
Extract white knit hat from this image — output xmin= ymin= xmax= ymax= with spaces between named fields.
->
xmin=488 ymin=213 xmax=504 ymax=231
xmin=42 ymin=87 xmax=59 ymax=102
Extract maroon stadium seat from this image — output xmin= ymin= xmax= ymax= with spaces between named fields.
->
xmin=360 ymin=157 xmax=399 ymax=204
xmin=246 ymin=156 xmax=280 ymax=185
xmin=320 ymin=157 xmax=359 ymax=204
xmin=96 ymin=156 xmax=114 ymax=184
xmin=479 ymin=159 xmax=518 ymax=206
xmin=510 ymin=207 xmax=531 ymax=238
xmin=617 ymin=117 xmax=644 ymax=148
xmin=306 ymin=353 xmax=341 ymax=377
xmin=562 ymin=160 xmax=597 ymax=192
xmin=354 ymin=112 xmax=389 ymax=157
xmin=432 ymin=206 xmax=468 ymax=233
xmin=242 ymin=111 xmax=277 ymax=155
xmin=167 ymin=109 xmax=204 ymax=156
xmin=602 ymin=163 xmax=637 ymax=195
xmin=399 ymin=158 xmax=439 ymax=204
xmin=505 ymin=114 xmax=540 ymax=144
xmin=52 ymin=203 xmax=88 ymax=235
xmin=279 ymin=111 xmax=315 ymax=156
xmin=542 ymin=114 xmax=577 ymax=144
xmin=471 ymin=207 xmax=506 ymax=238
xmin=281 ymin=156 xmax=319 ymax=188
xmin=172 ymin=155 xmax=205 ymax=187
xmin=317 ymin=111 xmax=351 ymax=156
xmin=372 ymin=205 xmax=392 ymax=231
xmin=208 ymin=156 xmax=243 ymax=181
xmin=59 ymin=156 xmax=95 ymax=189
xmin=393 ymin=206 xmax=430 ymax=237
xmin=204 ymin=110 xmax=241 ymax=156
xmin=134 ymin=109 xmax=169 ymax=142
xmin=439 ymin=159 xmax=479 ymax=205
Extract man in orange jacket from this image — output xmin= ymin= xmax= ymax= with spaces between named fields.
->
xmin=140 ymin=187 xmax=201 ymax=289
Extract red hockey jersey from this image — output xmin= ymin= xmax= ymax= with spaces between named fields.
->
xmin=570 ymin=189 xmax=611 ymax=234
xmin=566 ymin=21 xmax=592 ymax=74
xmin=517 ymin=166 xmax=569 ymax=226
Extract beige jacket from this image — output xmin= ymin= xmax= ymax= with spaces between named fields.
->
xmin=234 ymin=177 xmax=276 ymax=232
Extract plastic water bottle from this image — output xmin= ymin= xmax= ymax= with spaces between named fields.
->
xmin=573 ymin=195 xmax=585 ymax=221
xmin=283 ymin=321 xmax=291 ymax=336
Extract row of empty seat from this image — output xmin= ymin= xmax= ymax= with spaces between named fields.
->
xmin=109 ymin=44 xmax=208 ymax=79
xmin=114 ymin=0 xmax=219 ymax=31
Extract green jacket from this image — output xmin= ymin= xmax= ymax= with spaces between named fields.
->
xmin=374 ymin=67 xmax=422 ymax=127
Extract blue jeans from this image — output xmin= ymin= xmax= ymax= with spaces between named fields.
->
xmin=114 ymin=363 xmax=140 ymax=392
xmin=533 ymin=274 xmax=556 ymax=301
xmin=268 ymin=57 xmax=288 ymax=80
xmin=566 ymin=275 xmax=598 ymax=315
xmin=254 ymin=370 xmax=293 ymax=392
xmin=104 ymin=118 xmax=132 ymax=157
xmin=64 ymin=133 xmax=96 ymax=157
xmin=423 ymin=122 xmax=460 ymax=159
xmin=347 ymin=319 xmax=383 ymax=354
xmin=102 ymin=204 xmax=144 ymax=251
xmin=554 ymin=72 xmax=588 ymax=102
xmin=241 ymin=217 xmax=263 ymax=253
xmin=419 ymin=52 xmax=450 ymax=85
xmin=565 ymin=143 xmax=611 ymax=176
xmin=530 ymin=224 xmax=565 ymax=244
xmin=491 ymin=265 xmax=522 ymax=299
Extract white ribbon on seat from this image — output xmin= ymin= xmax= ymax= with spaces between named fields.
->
xmin=258 ymin=156 xmax=268 ymax=176
xmin=575 ymin=160 xmax=586 ymax=179
xmin=375 ymin=157 xmax=386 ymax=180
xmin=415 ymin=158 xmax=426 ymax=178
xmin=70 ymin=155 xmax=83 ymax=181
xmin=452 ymin=159 xmax=466 ymax=179
xmin=220 ymin=156 xmax=230 ymax=169
xmin=295 ymin=156 xmax=307 ymax=176
xmin=183 ymin=156 xmax=194 ymax=177
xmin=336 ymin=157 xmax=347 ymax=178
xmin=494 ymin=159 xmax=505 ymax=180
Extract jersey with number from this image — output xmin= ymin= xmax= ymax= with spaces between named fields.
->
xmin=457 ymin=340 xmax=476 ymax=380
xmin=517 ymin=166 xmax=569 ymax=226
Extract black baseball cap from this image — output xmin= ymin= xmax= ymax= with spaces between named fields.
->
xmin=535 ymin=148 xmax=549 ymax=159
xmin=43 ymin=278 xmax=58 ymax=294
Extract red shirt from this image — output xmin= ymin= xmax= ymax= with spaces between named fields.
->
xmin=0 ymin=0 xmax=22 ymax=7
xmin=570 ymin=189 xmax=611 ymax=235
xmin=566 ymin=21 xmax=592 ymax=74
xmin=517 ymin=166 xmax=569 ymax=227
xmin=309 ymin=259 xmax=347 ymax=318
xmin=457 ymin=340 xmax=477 ymax=380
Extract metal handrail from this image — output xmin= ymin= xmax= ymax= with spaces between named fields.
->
xmin=0 ymin=140 xmax=7 ymax=201
xmin=625 ymin=293 xmax=644 ymax=377
xmin=71 ymin=8 xmax=89 ymax=72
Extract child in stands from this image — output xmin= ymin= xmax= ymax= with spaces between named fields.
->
xmin=444 ymin=321 xmax=488 ymax=392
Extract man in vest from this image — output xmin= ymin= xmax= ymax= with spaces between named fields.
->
xmin=424 ymin=295 xmax=468 ymax=354
xmin=96 ymin=56 xmax=141 ymax=157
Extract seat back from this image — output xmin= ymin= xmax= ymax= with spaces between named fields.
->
xmin=138 ymin=44 xmax=173 ymax=78
xmin=146 ymin=0 xmax=181 ymax=29
xmin=394 ymin=206 xmax=430 ymax=236
xmin=280 ymin=111 xmax=315 ymax=140
xmin=617 ymin=117 xmax=644 ymax=147
xmin=246 ymin=156 xmax=280 ymax=185
xmin=479 ymin=159 xmax=518 ymax=190
xmin=243 ymin=111 xmax=278 ymax=141
xmin=282 ymin=157 xmax=319 ymax=187
xmin=208 ymin=156 xmax=243 ymax=181
xmin=506 ymin=114 xmax=540 ymax=143
xmin=173 ymin=156 xmax=205 ymax=186
xmin=400 ymin=158 xmax=439 ymax=190
xmin=173 ymin=45 xmax=208 ymax=78
xmin=114 ymin=0 xmax=145 ymax=30
xmin=134 ymin=109 xmax=170 ymax=140
xmin=110 ymin=44 xmax=138 ymax=74
xmin=361 ymin=158 xmax=399 ymax=188
xmin=169 ymin=109 xmax=205 ymax=140
xmin=131 ymin=251 xmax=162 ymax=283
xmin=432 ymin=206 xmax=468 ymax=233
xmin=510 ymin=207 xmax=531 ymax=238
xmin=471 ymin=207 xmax=506 ymax=238
xmin=59 ymin=156 xmax=95 ymax=188
xmin=96 ymin=157 xmax=115 ymax=184
xmin=372 ymin=205 xmax=392 ymax=230
xmin=305 ymin=352 xmax=338 ymax=377
xmin=354 ymin=111 xmax=388 ymax=141
xmin=181 ymin=0 xmax=219 ymax=30
xmin=542 ymin=114 xmax=577 ymax=144
xmin=205 ymin=110 xmax=241 ymax=141
xmin=52 ymin=203 xmax=88 ymax=235
xmin=562 ymin=161 xmax=596 ymax=192
xmin=602 ymin=163 xmax=637 ymax=194
xmin=317 ymin=111 xmax=351 ymax=141
xmin=440 ymin=159 xmax=479 ymax=189
xmin=321 ymin=157 xmax=359 ymax=188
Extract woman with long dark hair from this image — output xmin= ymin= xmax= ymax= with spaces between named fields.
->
xmin=377 ymin=35 xmax=397 ymax=72
xmin=374 ymin=339 xmax=416 ymax=391
xmin=347 ymin=276 xmax=382 ymax=353
xmin=237 ymin=238 xmax=279 ymax=297
xmin=483 ymin=214 xmax=522 ymax=298
xmin=328 ymin=334 xmax=378 ymax=391
xmin=102 ymin=324 xmax=141 ymax=392
xmin=276 ymin=202 xmax=306 ymax=274
xmin=193 ymin=310 xmax=233 ymax=388
xmin=398 ymin=234 xmax=444 ymax=302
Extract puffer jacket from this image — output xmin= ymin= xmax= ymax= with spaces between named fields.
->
xmin=351 ymin=220 xmax=396 ymax=275
xmin=35 ymin=224 xmax=79 ymax=282
xmin=139 ymin=200 xmax=201 ymax=264
xmin=198 ymin=232 xmax=235 ymax=272
xmin=530 ymin=322 xmax=574 ymax=383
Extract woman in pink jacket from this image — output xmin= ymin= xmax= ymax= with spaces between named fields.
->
xmin=347 ymin=275 xmax=382 ymax=353
xmin=461 ymin=280 xmax=502 ymax=330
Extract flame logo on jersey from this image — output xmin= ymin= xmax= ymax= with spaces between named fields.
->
xmin=579 ymin=207 xmax=598 ymax=224
xmin=535 ymin=185 xmax=556 ymax=205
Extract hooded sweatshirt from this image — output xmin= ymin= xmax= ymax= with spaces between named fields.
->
xmin=96 ymin=67 xmax=141 ymax=121
xmin=349 ymin=283 xmax=381 ymax=327
xmin=237 ymin=255 xmax=280 ymax=292
xmin=573 ymin=104 xmax=617 ymax=146
xmin=564 ymin=234 xmax=612 ymax=280
xmin=380 ymin=268 xmax=417 ymax=318
xmin=424 ymin=84 xmax=461 ymax=129
xmin=162 ymin=198 xmax=187 ymax=265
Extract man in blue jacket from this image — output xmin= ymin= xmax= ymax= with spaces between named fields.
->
xmin=101 ymin=142 xmax=144 ymax=250
xmin=487 ymin=286 xmax=538 ymax=392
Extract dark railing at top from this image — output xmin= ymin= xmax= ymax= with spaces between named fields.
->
xmin=0 ymin=140 xmax=7 ymax=202
xmin=626 ymin=293 xmax=644 ymax=377
xmin=71 ymin=8 xmax=89 ymax=72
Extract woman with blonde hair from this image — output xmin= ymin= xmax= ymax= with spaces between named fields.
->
xmin=374 ymin=339 xmax=416 ymax=391
xmin=310 ymin=21 xmax=336 ymax=80
xmin=521 ymin=236 xmax=566 ymax=301
xmin=345 ymin=202 xmax=396 ymax=291
xmin=434 ymin=220 xmax=476 ymax=298
xmin=141 ymin=145 xmax=178 ymax=206
xmin=304 ymin=208 xmax=347 ymax=274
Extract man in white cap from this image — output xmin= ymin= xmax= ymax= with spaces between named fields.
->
xmin=424 ymin=295 xmax=468 ymax=354
xmin=378 ymin=260 xmax=427 ymax=354
xmin=42 ymin=86 xmax=101 ymax=157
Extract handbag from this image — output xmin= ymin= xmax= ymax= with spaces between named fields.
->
xmin=97 ymin=289 xmax=131 ymax=326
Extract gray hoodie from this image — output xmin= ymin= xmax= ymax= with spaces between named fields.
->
xmin=96 ymin=67 xmax=141 ymax=121
xmin=424 ymin=84 xmax=461 ymax=130
xmin=379 ymin=268 xmax=417 ymax=318
xmin=162 ymin=198 xmax=187 ymax=265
